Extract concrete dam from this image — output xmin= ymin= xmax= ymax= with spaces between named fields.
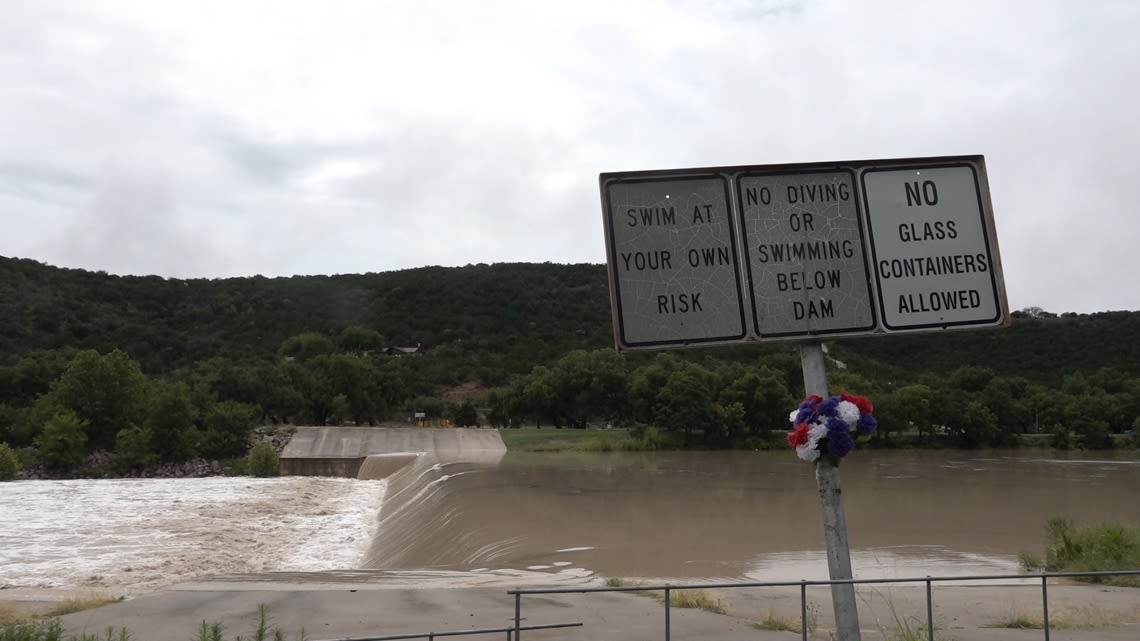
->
xmin=280 ymin=427 xmax=510 ymax=571
xmin=280 ymin=426 xmax=506 ymax=478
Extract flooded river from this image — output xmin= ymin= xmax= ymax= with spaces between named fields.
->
xmin=3 ymin=449 xmax=1137 ymax=593
xmin=362 ymin=449 xmax=1140 ymax=581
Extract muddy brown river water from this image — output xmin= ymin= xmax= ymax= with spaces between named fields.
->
xmin=362 ymin=449 xmax=1140 ymax=581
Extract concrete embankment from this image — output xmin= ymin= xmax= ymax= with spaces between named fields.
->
xmin=54 ymin=582 xmax=1140 ymax=641
xmin=279 ymin=427 xmax=506 ymax=478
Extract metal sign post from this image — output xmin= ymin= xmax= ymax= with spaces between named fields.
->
xmin=800 ymin=341 xmax=860 ymax=641
xmin=600 ymin=155 xmax=1009 ymax=641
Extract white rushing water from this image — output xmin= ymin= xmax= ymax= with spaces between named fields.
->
xmin=0 ymin=477 xmax=386 ymax=594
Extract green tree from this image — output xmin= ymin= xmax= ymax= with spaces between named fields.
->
xmin=327 ymin=354 xmax=382 ymax=424
xmin=1 ymin=350 xmax=73 ymax=407
xmin=548 ymin=349 xmax=628 ymax=427
xmin=713 ymin=401 xmax=746 ymax=448
xmin=0 ymin=402 xmax=34 ymax=448
xmin=278 ymin=332 xmax=336 ymax=362
xmin=516 ymin=366 xmax=559 ymax=427
xmin=628 ymin=353 xmax=687 ymax=425
xmin=950 ymin=366 xmax=995 ymax=393
xmin=113 ymin=425 xmax=158 ymax=473
xmin=145 ymin=381 xmax=197 ymax=462
xmin=49 ymin=349 xmax=145 ymax=451
xmin=247 ymin=441 xmax=280 ymax=477
xmin=953 ymin=400 xmax=998 ymax=448
xmin=35 ymin=410 xmax=88 ymax=470
xmin=0 ymin=442 xmax=19 ymax=480
xmin=483 ymin=389 xmax=515 ymax=428
xmin=337 ymin=326 xmax=386 ymax=354
xmin=979 ymin=376 xmax=1027 ymax=446
xmin=407 ymin=395 xmax=448 ymax=421
xmin=260 ymin=362 xmax=308 ymax=423
xmin=452 ymin=400 xmax=479 ymax=427
xmin=654 ymin=365 xmax=716 ymax=446
xmin=716 ymin=366 xmax=798 ymax=441
xmin=889 ymin=384 xmax=932 ymax=442
xmin=198 ymin=400 xmax=258 ymax=459
xmin=282 ymin=359 xmax=334 ymax=425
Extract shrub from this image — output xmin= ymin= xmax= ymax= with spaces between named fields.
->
xmin=247 ymin=441 xmax=280 ymax=477
xmin=35 ymin=411 xmax=88 ymax=471
xmin=113 ymin=425 xmax=158 ymax=473
xmin=452 ymin=401 xmax=479 ymax=427
xmin=0 ymin=442 xmax=19 ymax=481
xmin=1050 ymin=425 xmax=1073 ymax=450
xmin=1021 ymin=516 xmax=1140 ymax=586
xmin=198 ymin=401 xmax=257 ymax=460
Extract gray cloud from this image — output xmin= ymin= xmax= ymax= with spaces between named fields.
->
xmin=0 ymin=0 xmax=1137 ymax=314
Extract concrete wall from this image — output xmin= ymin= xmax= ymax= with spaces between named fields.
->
xmin=279 ymin=457 xmax=365 ymax=477
xmin=280 ymin=427 xmax=506 ymax=478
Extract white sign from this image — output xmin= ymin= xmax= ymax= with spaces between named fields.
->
xmin=601 ymin=175 xmax=747 ymax=349
xmin=738 ymin=170 xmax=876 ymax=338
xmin=861 ymin=163 xmax=1004 ymax=330
xmin=600 ymin=156 xmax=1008 ymax=351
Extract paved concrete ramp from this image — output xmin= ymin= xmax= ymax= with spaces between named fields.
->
xmin=280 ymin=427 xmax=506 ymax=478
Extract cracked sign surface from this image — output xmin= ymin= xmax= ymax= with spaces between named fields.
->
xmin=602 ymin=175 xmax=746 ymax=349
xmin=738 ymin=171 xmax=875 ymax=338
xmin=861 ymin=163 xmax=1003 ymax=330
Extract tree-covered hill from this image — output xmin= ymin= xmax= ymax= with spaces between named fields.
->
xmin=0 ymin=257 xmax=611 ymax=378
xmin=3 ymin=254 xmax=1140 ymax=470
xmin=830 ymin=310 xmax=1140 ymax=387
xmin=4 ymin=255 xmax=1139 ymax=387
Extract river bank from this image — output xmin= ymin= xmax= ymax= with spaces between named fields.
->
xmin=3 ymin=448 xmax=1140 ymax=639
xmin=498 ymin=425 xmax=1140 ymax=453
xmin=8 ymin=578 xmax=1138 ymax=641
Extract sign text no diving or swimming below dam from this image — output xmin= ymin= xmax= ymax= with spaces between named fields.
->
xmin=600 ymin=155 xmax=1010 ymax=351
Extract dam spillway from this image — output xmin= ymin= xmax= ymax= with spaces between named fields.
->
xmin=279 ymin=426 xmax=510 ymax=572
xmin=279 ymin=427 xmax=507 ymax=479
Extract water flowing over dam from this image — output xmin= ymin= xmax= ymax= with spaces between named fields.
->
xmin=279 ymin=427 xmax=509 ymax=572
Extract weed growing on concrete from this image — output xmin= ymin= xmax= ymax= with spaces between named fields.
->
xmin=195 ymin=604 xmax=308 ymax=641
xmin=657 ymin=589 xmax=726 ymax=615
xmin=0 ymin=605 xmax=308 ymax=641
xmin=752 ymin=602 xmax=818 ymax=634
xmin=0 ymin=618 xmax=129 ymax=641
xmin=860 ymin=589 xmax=946 ymax=641
xmin=984 ymin=602 xmax=1130 ymax=631
xmin=41 ymin=597 xmax=122 ymax=619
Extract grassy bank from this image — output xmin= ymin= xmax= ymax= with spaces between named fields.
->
xmin=496 ymin=427 xmax=630 ymax=451
xmin=1020 ymin=517 xmax=1140 ymax=586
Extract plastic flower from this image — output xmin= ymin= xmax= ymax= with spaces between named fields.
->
xmin=786 ymin=392 xmax=876 ymax=464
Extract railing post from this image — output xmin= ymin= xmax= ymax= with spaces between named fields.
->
xmin=1041 ymin=575 xmax=1050 ymax=641
xmin=800 ymin=581 xmax=808 ymax=641
xmin=514 ymin=591 xmax=522 ymax=641
xmin=664 ymin=586 xmax=671 ymax=641
xmin=925 ymin=577 xmax=933 ymax=641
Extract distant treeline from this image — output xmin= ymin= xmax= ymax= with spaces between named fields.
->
xmin=1 ymin=256 xmax=1139 ymax=473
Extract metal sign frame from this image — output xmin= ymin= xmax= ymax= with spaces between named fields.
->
xmin=600 ymin=155 xmax=1009 ymax=352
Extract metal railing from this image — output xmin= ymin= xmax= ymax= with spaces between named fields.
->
xmin=508 ymin=569 xmax=1140 ymax=641
xmin=314 ymin=621 xmax=582 ymax=641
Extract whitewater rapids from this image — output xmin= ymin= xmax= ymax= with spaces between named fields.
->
xmin=0 ymin=476 xmax=386 ymax=594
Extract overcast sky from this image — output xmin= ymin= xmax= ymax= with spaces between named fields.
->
xmin=1 ymin=0 xmax=1136 ymax=314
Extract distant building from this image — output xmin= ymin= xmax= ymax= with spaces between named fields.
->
xmin=385 ymin=344 xmax=422 ymax=356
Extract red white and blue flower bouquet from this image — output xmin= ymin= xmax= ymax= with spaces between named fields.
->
xmin=786 ymin=393 xmax=878 ymax=464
